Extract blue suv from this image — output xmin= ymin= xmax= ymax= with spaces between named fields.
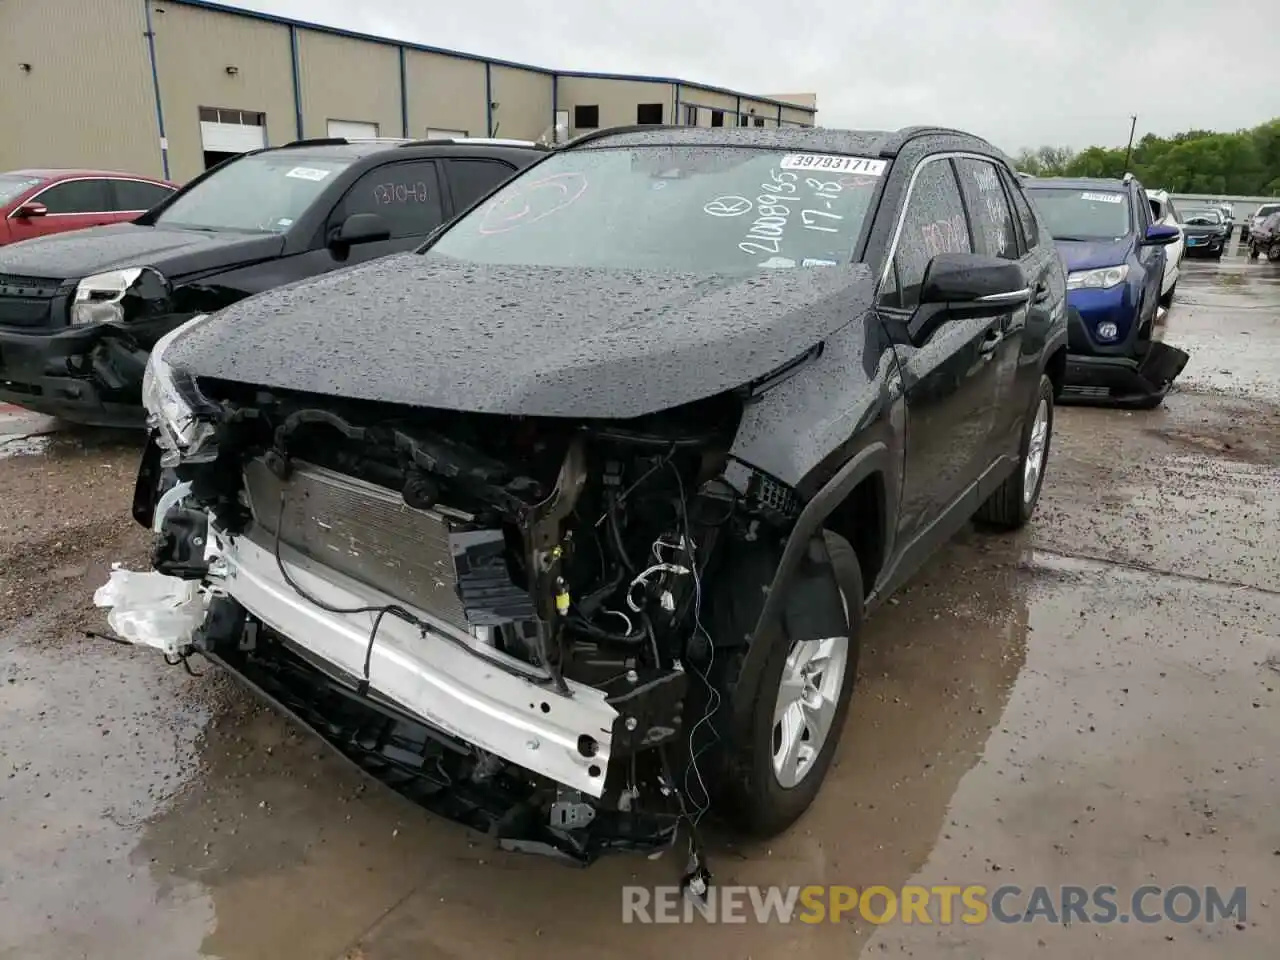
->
xmin=1024 ymin=175 xmax=1188 ymax=408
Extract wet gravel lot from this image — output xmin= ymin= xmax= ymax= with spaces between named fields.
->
xmin=1 ymin=253 xmax=1278 ymax=959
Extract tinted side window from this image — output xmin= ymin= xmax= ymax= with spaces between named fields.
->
xmin=954 ymin=158 xmax=1017 ymax=260
xmin=332 ymin=161 xmax=443 ymax=240
xmin=112 ymin=179 xmax=175 ymax=212
xmin=891 ymin=159 xmax=972 ymax=309
xmin=36 ymin=179 xmax=111 ymax=214
xmin=446 ymin=159 xmax=517 ymax=213
xmin=1004 ymin=175 xmax=1041 ymax=250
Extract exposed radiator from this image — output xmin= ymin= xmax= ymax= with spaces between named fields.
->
xmin=243 ymin=458 xmax=473 ymax=631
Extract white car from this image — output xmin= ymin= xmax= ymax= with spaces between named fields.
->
xmin=1146 ymin=189 xmax=1184 ymax=307
xmin=1245 ymin=202 xmax=1280 ymax=242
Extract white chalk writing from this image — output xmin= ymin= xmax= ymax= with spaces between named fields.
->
xmin=921 ymin=214 xmax=968 ymax=258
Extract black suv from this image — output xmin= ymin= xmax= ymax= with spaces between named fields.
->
xmin=0 ymin=137 xmax=545 ymax=425
xmin=124 ymin=126 xmax=1068 ymax=874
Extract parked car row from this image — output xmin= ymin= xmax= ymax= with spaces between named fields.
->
xmin=0 ymin=125 xmax=1189 ymax=887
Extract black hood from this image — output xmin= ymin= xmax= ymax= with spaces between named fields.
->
xmin=167 ymin=254 xmax=875 ymax=419
xmin=0 ymin=223 xmax=284 ymax=281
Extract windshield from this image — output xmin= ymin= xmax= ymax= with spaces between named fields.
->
xmin=153 ymin=153 xmax=353 ymax=233
xmin=1026 ymin=187 xmax=1132 ymax=241
xmin=1183 ymin=209 xmax=1222 ymax=224
xmin=1256 ymin=205 xmax=1280 ymax=219
xmin=0 ymin=175 xmax=43 ymax=206
xmin=428 ymin=146 xmax=883 ymax=272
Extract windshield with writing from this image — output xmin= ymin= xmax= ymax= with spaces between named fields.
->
xmin=428 ymin=146 xmax=883 ymax=272
xmin=153 ymin=153 xmax=352 ymax=233
xmin=1027 ymin=188 xmax=1131 ymax=241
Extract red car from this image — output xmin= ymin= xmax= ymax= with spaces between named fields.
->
xmin=0 ymin=169 xmax=179 ymax=246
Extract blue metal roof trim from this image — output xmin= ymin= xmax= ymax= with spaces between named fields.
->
xmin=167 ymin=0 xmax=817 ymax=115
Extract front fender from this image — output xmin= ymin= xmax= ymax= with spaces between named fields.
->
xmin=729 ymin=441 xmax=890 ymax=723
xmin=726 ymin=309 xmax=897 ymax=492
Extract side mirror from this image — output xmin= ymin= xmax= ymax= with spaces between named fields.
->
xmin=13 ymin=201 xmax=47 ymax=219
xmin=1142 ymin=223 xmax=1180 ymax=246
xmin=918 ymin=253 xmax=1031 ymax=309
xmin=330 ymin=212 xmax=391 ymax=247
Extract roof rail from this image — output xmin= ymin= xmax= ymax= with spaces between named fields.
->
xmin=563 ymin=124 xmax=676 ymax=148
xmin=882 ymin=125 xmax=994 ymax=157
xmin=281 ymin=136 xmax=413 ymax=148
xmin=398 ymin=137 xmax=550 ymax=150
xmin=281 ymin=137 xmax=349 ymax=148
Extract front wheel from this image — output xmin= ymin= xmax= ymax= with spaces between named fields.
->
xmin=705 ymin=532 xmax=863 ymax=838
xmin=1159 ymin=280 xmax=1177 ymax=309
xmin=1268 ymin=244 xmax=1280 ymax=263
xmin=975 ymin=374 xmax=1054 ymax=530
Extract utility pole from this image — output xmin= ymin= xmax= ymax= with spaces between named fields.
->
xmin=1122 ymin=115 xmax=1138 ymax=177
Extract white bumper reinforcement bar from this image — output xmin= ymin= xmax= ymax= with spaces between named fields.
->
xmin=216 ymin=531 xmax=616 ymax=797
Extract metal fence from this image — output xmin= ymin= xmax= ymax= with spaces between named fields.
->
xmin=1167 ymin=194 xmax=1280 ymax=220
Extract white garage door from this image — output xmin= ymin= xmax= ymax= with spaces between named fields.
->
xmin=328 ymin=120 xmax=380 ymax=140
xmin=200 ymin=120 xmax=266 ymax=153
xmin=426 ymin=127 xmax=469 ymax=140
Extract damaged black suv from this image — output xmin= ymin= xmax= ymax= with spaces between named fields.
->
xmin=0 ymin=137 xmax=543 ymax=425
xmin=119 ymin=126 xmax=1068 ymax=873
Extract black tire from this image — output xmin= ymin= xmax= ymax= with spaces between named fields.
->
xmin=1159 ymin=281 xmax=1176 ymax=309
xmin=703 ymin=532 xmax=863 ymax=838
xmin=975 ymin=374 xmax=1054 ymax=530
xmin=1249 ymin=244 xmax=1260 ymax=260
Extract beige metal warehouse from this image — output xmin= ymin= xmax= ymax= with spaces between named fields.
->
xmin=0 ymin=0 xmax=817 ymax=184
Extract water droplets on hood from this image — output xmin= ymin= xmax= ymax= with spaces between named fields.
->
xmin=166 ymin=254 xmax=876 ymax=419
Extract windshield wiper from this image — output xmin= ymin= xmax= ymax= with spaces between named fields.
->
xmin=1052 ymin=235 xmax=1094 ymax=242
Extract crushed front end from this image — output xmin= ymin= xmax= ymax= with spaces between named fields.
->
xmin=118 ymin=325 xmax=778 ymax=865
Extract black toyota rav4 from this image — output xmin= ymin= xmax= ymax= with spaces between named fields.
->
xmin=0 ymin=137 xmax=543 ymax=425
xmin=115 ymin=126 xmax=1068 ymax=877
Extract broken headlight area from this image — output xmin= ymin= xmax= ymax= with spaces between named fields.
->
xmin=142 ymin=315 xmax=222 ymax=464
xmin=119 ymin=381 xmax=801 ymax=864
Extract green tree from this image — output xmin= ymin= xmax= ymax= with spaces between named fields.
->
xmin=1013 ymin=118 xmax=1280 ymax=196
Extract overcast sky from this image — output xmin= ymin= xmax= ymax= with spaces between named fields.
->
xmin=225 ymin=0 xmax=1276 ymax=152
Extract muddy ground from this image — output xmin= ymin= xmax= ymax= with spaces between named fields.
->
xmin=1 ymin=253 xmax=1277 ymax=960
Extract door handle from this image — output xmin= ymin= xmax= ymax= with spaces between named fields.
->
xmin=979 ymin=328 xmax=1003 ymax=356
xmin=1033 ymin=279 xmax=1050 ymax=304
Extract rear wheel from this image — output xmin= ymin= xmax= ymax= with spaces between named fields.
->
xmin=705 ymin=532 xmax=863 ymax=837
xmin=975 ymin=374 xmax=1054 ymax=530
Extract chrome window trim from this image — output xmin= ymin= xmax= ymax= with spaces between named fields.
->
xmin=876 ymin=150 xmax=1019 ymax=296
xmin=7 ymin=176 xmax=175 ymax=219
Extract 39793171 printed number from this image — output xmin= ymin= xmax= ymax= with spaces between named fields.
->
xmin=779 ymin=154 xmax=887 ymax=176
